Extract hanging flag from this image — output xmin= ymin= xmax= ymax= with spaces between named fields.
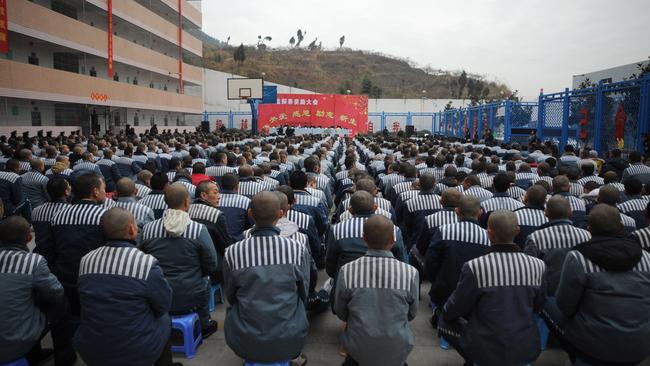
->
xmin=107 ymin=0 xmax=113 ymax=77
xmin=579 ymin=107 xmax=589 ymax=141
xmin=614 ymin=104 xmax=627 ymax=146
xmin=0 ymin=0 xmax=8 ymax=54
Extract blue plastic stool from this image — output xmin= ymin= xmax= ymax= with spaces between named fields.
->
xmin=535 ymin=314 xmax=549 ymax=351
xmin=0 ymin=358 xmax=28 ymax=366
xmin=171 ymin=313 xmax=202 ymax=359
xmin=209 ymin=283 xmax=224 ymax=312
xmin=439 ymin=337 xmax=451 ymax=350
xmin=244 ymin=361 xmax=290 ymax=366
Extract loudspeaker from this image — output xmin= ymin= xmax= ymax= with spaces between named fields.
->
xmin=201 ymin=121 xmax=210 ymax=133
xmin=405 ymin=125 xmax=415 ymax=137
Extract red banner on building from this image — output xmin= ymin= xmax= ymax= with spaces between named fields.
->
xmin=0 ymin=0 xmax=9 ymax=54
xmin=258 ymin=94 xmax=368 ymax=136
xmin=177 ymin=0 xmax=183 ymax=94
xmin=107 ymin=0 xmax=113 ymax=77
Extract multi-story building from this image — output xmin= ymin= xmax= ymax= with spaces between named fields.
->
xmin=0 ymin=0 xmax=204 ymax=134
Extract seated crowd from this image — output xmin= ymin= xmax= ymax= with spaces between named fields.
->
xmin=0 ymin=129 xmax=650 ymax=366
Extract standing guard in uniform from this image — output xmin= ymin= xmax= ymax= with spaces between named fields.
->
xmin=223 ymin=192 xmax=310 ymax=366
xmin=74 ymin=208 xmax=181 ymax=366
xmin=334 ymin=215 xmax=419 ymax=366
xmin=439 ymin=210 xmax=546 ymax=366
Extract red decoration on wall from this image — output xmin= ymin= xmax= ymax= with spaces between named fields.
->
xmin=215 ymin=119 xmax=223 ymax=129
xmin=392 ymin=121 xmax=400 ymax=132
xmin=107 ymin=0 xmax=113 ymax=77
xmin=177 ymin=0 xmax=183 ymax=94
xmin=614 ymin=104 xmax=627 ymax=140
xmin=367 ymin=121 xmax=374 ymax=133
xmin=240 ymin=119 xmax=248 ymax=130
xmin=579 ymin=107 xmax=589 ymax=140
xmin=0 ymin=0 xmax=9 ymax=54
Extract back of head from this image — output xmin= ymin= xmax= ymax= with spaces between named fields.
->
xmin=629 ymin=151 xmax=641 ymax=163
xmin=444 ymin=165 xmax=457 ymax=178
xmin=30 ymin=158 xmax=44 ymax=171
xmin=221 ymin=173 xmax=239 ymax=191
xmin=487 ymin=210 xmax=519 ymax=244
xmin=102 ymin=207 xmax=135 ymax=240
xmin=0 ymin=215 xmax=31 ymax=246
xmin=403 ymin=164 xmax=417 ymax=179
xmin=274 ymin=191 xmax=289 ymax=212
xmin=603 ymin=171 xmax=619 ymax=184
xmin=492 ymin=172 xmax=510 ymax=193
xmin=552 ymin=175 xmax=570 ymax=194
xmin=624 ymin=177 xmax=643 ymax=196
xmin=47 ymin=176 xmax=70 ymax=201
xmin=164 ymin=183 xmax=189 ymax=209
xmin=363 ymin=215 xmax=395 ymax=250
xmin=289 ymin=170 xmax=308 ymax=190
xmin=238 ymin=164 xmax=253 ymax=178
xmin=74 ymin=174 xmax=103 ymax=200
xmin=598 ymin=185 xmax=621 ymax=205
xmin=193 ymin=162 xmax=206 ymax=174
xmin=304 ymin=156 xmax=319 ymax=173
xmin=350 ymin=191 xmax=375 ymax=214
xmin=419 ymin=173 xmax=436 ymax=191
xmin=250 ymin=191 xmax=281 ymax=227
xmin=457 ymin=195 xmax=481 ymax=219
xmin=137 ymin=170 xmax=153 ymax=184
xmin=355 ymin=179 xmax=377 ymax=195
xmin=277 ymin=185 xmax=295 ymax=205
xmin=116 ymin=177 xmax=136 ymax=197
xmin=581 ymin=162 xmax=595 ymax=177
xmin=545 ymin=196 xmax=571 ymax=220
xmin=150 ymin=172 xmax=169 ymax=191
xmin=588 ymin=204 xmax=621 ymax=236
xmin=465 ymin=175 xmax=481 ymax=187
xmin=441 ymin=188 xmax=462 ymax=207
xmin=525 ymin=185 xmax=547 ymax=207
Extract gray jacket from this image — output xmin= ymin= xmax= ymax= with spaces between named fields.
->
xmin=334 ymin=250 xmax=419 ymax=366
xmin=223 ymin=227 xmax=311 ymax=363
xmin=0 ymin=246 xmax=63 ymax=363
xmin=556 ymin=237 xmax=650 ymax=363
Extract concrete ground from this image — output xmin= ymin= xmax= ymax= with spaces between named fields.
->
xmin=41 ymin=270 xmax=596 ymax=366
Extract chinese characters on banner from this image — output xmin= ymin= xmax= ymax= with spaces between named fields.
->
xmin=215 ymin=119 xmax=223 ymax=130
xmin=392 ymin=121 xmax=400 ymax=133
xmin=0 ymin=0 xmax=9 ymax=54
xmin=367 ymin=122 xmax=374 ymax=133
xmin=258 ymin=94 xmax=368 ymax=136
xmin=107 ymin=0 xmax=113 ymax=77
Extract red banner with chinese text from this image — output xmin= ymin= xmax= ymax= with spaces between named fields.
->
xmin=107 ymin=0 xmax=113 ymax=77
xmin=0 ymin=0 xmax=9 ymax=54
xmin=258 ymin=94 xmax=368 ymax=136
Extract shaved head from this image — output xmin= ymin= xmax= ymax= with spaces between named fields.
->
xmin=363 ymin=215 xmax=395 ymax=250
xmin=588 ymin=204 xmax=622 ymax=236
xmin=274 ymin=191 xmax=289 ymax=212
xmin=552 ymin=175 xmax=570 ymax=194
xmin=355 ymin=179 xmax=377 ymax=195
xmin=116 ymin=177 xmax=136 ymax=197
xmin=598 ymin=185 xmax=621 ymax=206
xmin=487 ymin=210 xmax=520 ymax=244
xmin=238 ymin=165 xmax=253 ymax=178
xmin=165 ymin=183 xmax=190 ymax=210
xmin=545 ymin=196 xmax=571 ymax=220
xmin=350 ymin=191 xmax=375 ymax=214
xmin=457 ymin=195 xmax=481 ymax=219
xmin=441 ymin=188 xmax=462 ymax=207
xmin=102 ymin=207 xmax=137 ymax=240
xmin=250 ymin=191 xmax=282 ymax=226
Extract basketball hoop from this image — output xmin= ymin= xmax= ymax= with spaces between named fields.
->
xmin=239 ymin=97 xmax=249 ymax=105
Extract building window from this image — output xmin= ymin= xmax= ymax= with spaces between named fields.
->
xmin=11 ymin=106 xmax=19 ymax=116
xmin=53 ymin=53 xmax=79 ymax=73
xmin=51 ymin=1 xmax=78 ymax=19
xmin=31 ymin=107 xmax=42 ymax=126
xmin=28 ymin=52 xmax=39 ymax=66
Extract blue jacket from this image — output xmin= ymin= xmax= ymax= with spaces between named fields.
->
xmin=49 ymin=201 xmax=107 ymax=289
xmin=223 ymin=227 xmax=311 ymax=362
xmin=97 ymin=159 xmax=122 ymax=192
xmin=0 ymin=171 xmax=23 ymax=217
xmin=441 ymin=245 xmax=546 ymax=366
xmin=218 ymin=191 xmax=252 ymax=242
xmin=425 ymin=219 xmax=490 ymax=306
xmin=0 ymin=245 xmax=63 ymax=363
xmin=140 ymin=217 xmax=218 ymax=312
xmin=74 ymin=240 xmax=172 ymax=366
xmin=31 ymin=201 xmax=70 ymax=268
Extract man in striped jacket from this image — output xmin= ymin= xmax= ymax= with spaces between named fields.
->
xmin=139 ymin=173 xmax=170 ymax=220
xmin=74 ymin=208 xmax=180 ymax=366
xmin=334 ymin=215 xmax=419 ymax=366
xmin=425 ymin=195 xmax=489 ymax=315
xmin=524 ymin=196 xmax=591 ymax=295
xmin=110 ymin=178 xmax=156 ymax=239
xmin=218 ymin=173 xmax=252 ymax=241
xmin=439 ymin=210 xmax=546 ymax=366
xmin=223 ymin=191 xmax=310 ymax=365
xmin=140 ymin=183 xmax=219 ymax=337
xmin=513 ymin=185 xmax=549 ymax=249
xmin=479 ymin=172 xmax=524 ymax=227
xmin=32 ymin=177 xmax=70 ymax=263
xmin=543 ymin=204 xmax=650 ymax=364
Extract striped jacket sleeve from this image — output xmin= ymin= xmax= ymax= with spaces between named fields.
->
xmin=555 ymin=252 xmax=587 ymax=317
xmin=442 ymin=263 xmax=481 ymax=321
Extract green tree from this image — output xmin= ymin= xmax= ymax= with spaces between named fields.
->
xmin=370 ymin=85 xmax=383 ymax=98
xmin=296 ymin=29 xmax=305 ymax=48
xmin=360 ymin=76 xmax=373 ymax=94
xmin=233 ymin=44 xmax=246 ymax=64
xmin=457 ymin=70 xmax=467 ymax=98
xmin=289 ymin=36 xmax=295 ymax=48
xmin=339 ymin=35 xmax=345 ymax=48
xmin=338 ymin=80 xmax=352 ymax=94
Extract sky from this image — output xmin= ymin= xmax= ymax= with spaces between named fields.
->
xmin=201 ymin=0 xmax=650 ymax=101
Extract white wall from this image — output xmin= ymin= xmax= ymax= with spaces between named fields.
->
xmin=572 ymin=60 xmax=650 ymax=88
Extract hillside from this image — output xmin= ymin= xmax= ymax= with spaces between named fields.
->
xmin=198 ymin=43 xmax=511 ymax=99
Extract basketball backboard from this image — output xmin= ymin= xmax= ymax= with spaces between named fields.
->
xmin=227 ymin=78 xmax=264 ymax=100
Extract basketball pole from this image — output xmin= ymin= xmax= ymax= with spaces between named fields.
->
xmin=247 ymin=99 xmax=259 ymax=135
